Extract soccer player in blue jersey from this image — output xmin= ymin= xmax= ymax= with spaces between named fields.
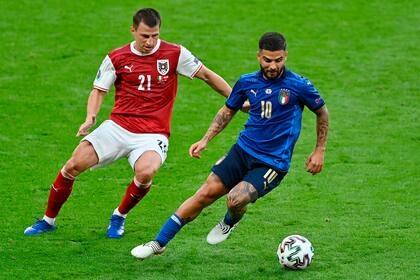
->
xmin=131 ymin=32 xmax=329 ymax=259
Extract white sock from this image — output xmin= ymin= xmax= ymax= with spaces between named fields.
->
xmin=113 ymin=208 xmax=127 ymax=218
xmin=43 ymin=215 xmax=56 ymax=226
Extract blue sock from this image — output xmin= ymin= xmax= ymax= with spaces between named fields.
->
xmin=223 ymin=211 xmax=241 ymax=226
xmin=155 ymin=213 xmax=185 ymax=246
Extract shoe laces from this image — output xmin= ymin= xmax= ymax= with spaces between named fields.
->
xmin=218 ymin=221 xmax=232 ymax=234
xmin=145 ymin=241 xmax=163 ymax=253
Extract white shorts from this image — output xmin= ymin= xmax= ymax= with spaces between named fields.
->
xmin=82 ymin=120 xmax=168 ymax=169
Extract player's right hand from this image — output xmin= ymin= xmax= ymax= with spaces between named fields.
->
xmin=189 ymin=140 xmax=207 ymax=159
xmin=76 ymin=116 xmax=96 ymax=137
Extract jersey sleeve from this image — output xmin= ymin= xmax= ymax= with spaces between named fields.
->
xmin=225 ymin=78 xmax=247 ymax=111
xmin=93 ymin=55 xmax=116 ymax=92
xmin=176 ymin=45 xmax=203 ymax=79
xmin=298 ymin=78 xmax=325 ymax=111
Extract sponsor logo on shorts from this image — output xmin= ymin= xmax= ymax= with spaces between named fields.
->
xmin=157 ymin=140 xmax=168 ymax=154
xmin=263 ymin=169 xmax=278 ymax=189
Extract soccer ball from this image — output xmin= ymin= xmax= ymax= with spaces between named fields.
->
xmin=277 ymin=235 xmax=314 ymax=270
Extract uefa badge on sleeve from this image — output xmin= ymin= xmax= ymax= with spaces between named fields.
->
xmin=279 ymin=89 xmax=290 ymax=105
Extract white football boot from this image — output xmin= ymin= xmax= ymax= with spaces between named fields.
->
xmin=206 ymin=220 xmax=238 ymax=245
xmin=131 ymin=241 xmax=166 ymax=260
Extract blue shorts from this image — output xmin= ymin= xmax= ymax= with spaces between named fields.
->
xmin=211 ymin=144 xmax=287 ymax=199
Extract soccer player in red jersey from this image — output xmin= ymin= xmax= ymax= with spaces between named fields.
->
xmin=24 ymin=8 xmax=233 ymax=238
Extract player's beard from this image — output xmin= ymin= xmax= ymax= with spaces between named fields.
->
xmin=260 ymin=66 xmax=282 ymax=80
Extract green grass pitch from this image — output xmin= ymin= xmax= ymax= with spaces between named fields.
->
xmin=0 ymin=0 xmax=419 ymax=279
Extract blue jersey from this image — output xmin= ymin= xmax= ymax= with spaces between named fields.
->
xmin=226 ymin=68 xmax=325 ymax=171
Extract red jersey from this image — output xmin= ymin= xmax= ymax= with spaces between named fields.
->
xmin=93 ymin=40 xmax=202 ymax=137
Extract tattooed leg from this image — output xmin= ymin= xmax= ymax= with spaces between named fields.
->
xmin=226 ymin=181 xmax=259 ymax=221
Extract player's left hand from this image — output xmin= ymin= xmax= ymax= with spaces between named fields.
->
xmin=241 ymin=101 xmax=251 ymax=113
xmin=189 ymin=140 xmax=208 ymax=159
xmin=305 ymin=148 xmax=325 ymax=175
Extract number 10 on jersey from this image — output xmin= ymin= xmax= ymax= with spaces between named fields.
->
xmin=261 ymin=101 xmax=272 ymax=118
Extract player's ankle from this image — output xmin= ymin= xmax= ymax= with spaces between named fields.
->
xmin=43 ymin=215 xmax=56 ymax=226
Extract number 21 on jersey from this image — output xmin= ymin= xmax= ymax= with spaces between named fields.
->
xmin=261 ymin=101 xmax=272 ymax=118
xmin=138 ymin=74 xmax=151 ymax=91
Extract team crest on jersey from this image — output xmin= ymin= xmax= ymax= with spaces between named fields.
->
xmin=279 ymin=89 xmax=290 ymax=105
xmin=157 ymin=59 xmax=169 ymax=75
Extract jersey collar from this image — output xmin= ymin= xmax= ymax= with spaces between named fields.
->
xmin=130 ymin=39 xmax=161 ymax=56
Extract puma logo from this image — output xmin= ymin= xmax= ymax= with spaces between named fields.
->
xmin=124 ymin=65 xmax=133 ymax=72
xmin=250 ymin=89 xmax=257 ymax=97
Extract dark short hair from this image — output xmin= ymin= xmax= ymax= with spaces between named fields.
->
xmin=133 ymin=8 xmax=161 ymax=28
xmin=259 ymin=32 xmax=287 ymax=51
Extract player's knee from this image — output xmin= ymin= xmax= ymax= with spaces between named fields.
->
xmin=227 ymin=190 xmax=248 ymax=211
xmin=63 ymin=158 xmax=85 ymax=177
xmin=135 ymin=166 xmax=157 ymax=185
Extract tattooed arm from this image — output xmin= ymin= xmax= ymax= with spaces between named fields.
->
xmin=189 ymin=105 xmax=236 ymax=158
xmin=305 ymin=105 xmax=329 ymax=174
